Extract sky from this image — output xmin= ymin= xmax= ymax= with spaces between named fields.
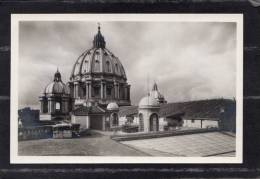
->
xmin=18 ymin=21 xmax=237 ymax=109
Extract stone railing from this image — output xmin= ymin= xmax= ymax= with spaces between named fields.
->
xmin=18 ymin=126 xmax=53 ymax=141
xmin=18 ymin=123 xmax=80 ymax=141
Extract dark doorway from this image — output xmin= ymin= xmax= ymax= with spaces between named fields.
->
xmin=149 ymin=113 xmax=159 ymax=132
xmin=111 ymin=113 xmax=118 ymax=126
xmin=90 ymin=115 xmax=103 ymax=130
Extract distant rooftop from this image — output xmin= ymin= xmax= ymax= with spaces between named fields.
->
xmin=119 ymin=98 xmax=236 ymax=119
xmin=72 ymin=105 xmax=106 ymax=116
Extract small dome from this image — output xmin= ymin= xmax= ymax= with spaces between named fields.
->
xmin=43 ymin=69 xmax=70 ymax=95
xmin=138 ymin=95 xmax=160 ymax=108
xmin=44 ymin=81 xmax=70 ymax=95
xmin=107 ymin=102 xmax=119 ymax=111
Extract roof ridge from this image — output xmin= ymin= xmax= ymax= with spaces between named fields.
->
xmin=165 ymin=98 xmax=234 ymax=105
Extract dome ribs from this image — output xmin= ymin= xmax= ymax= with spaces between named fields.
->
xmin=43 ymin=70 xmax=70 ymax=96
xmin=70 ymin=47 xmax=93 ymax=79
xmin=91 ymin=48 xmax=98 ymax=73
xmin=79 ymin=48 xmax=92 ymax=76
xmin=68 ymin=25 xmax=131 ymax=106
xmin=100 ymin=48 xmax=104 ymax=74
xmin=71 ymin=44 xmax=127 ymax=80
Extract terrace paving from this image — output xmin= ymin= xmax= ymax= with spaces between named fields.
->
xmin=121 ymin=132 xmax=236 ymax=157
xmin=18 ymin=131 xmax=147 ymax=156
xmin=18 ymin=131 xmax=235 ymax=157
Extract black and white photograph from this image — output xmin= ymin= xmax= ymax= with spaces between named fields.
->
xmin=10 ymin=14 xmax=243 ymax=163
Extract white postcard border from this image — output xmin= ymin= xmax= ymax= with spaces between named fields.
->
xmin=10 ymin=14 xmax=243 ymax=164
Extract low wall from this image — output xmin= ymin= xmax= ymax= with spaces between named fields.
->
xmin=18 ymin=126 xmax=53 ymax=141
xmin=18 ymin=124 xmax=80 ymax=140
xmin=53 ymin=130 xmax=72 ymax=139
xmin=111 ymin=128 xmax=220 ymax=141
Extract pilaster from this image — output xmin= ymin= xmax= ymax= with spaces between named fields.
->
xmin=86 ymin=82 xmax=89 ymax=99
xmin=74 ymin=82 xmax=79 ymax=98
xmin=89 ymin=82 xmax=92 ymax=98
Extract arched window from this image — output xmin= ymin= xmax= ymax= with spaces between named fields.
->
xmin=107 ymin=86 xmax=112 ymax=96
xmin=119 ymin=86 xmax=124 ymax=99
xmin=115 ymin=64 xmax=118 ymax=73
xmin=83 ymin=60 xmax=88 ymax=73
xmin=74 ymin=62 xmax=80 ymax=76
xmin=149 ymin=113 xmax=159 ymax=132
xmin=82 ymin=86 xmax=86 ymax=97
xmin=106 ymin=61 xmax=111 ymax=72
xmin=111 ymin=113 xmax=118 ymax=126
xmin=139 ymin=113 xmax=144 ymax=131
xmin=43 ymin=100 xmax=48 ymax=113
xmin=94 ymin=86 xmax=100 ymax=97
xmin=55 ymin=102 xmax=61 ymax=111
xmin=94 ymin=60 xmax=100 ymax=72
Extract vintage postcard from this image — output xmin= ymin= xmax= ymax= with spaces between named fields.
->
xmin=10 ymin=14 xmax=243 ymax=163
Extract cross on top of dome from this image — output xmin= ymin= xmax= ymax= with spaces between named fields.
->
xmin=93 ymin=23 xmax=106 ymax=49
xmin=98 ymin=22 xmax=101 ymax=31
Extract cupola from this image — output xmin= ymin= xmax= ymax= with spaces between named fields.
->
xmin=93 ymin=24 xmax=106 ymax=48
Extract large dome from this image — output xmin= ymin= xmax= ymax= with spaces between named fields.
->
xmin=70 ymin=48 xmax=126 ymax=80
xmin=70 ymin=26 xmax=127 ymax=81
xmin=43 ymin=70 xmax=70 ymax=95
xmin=68 ymin=25 xmax=131 ymax=107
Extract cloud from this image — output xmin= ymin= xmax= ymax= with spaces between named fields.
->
xmin=18 ymin=21 xmax=237 ymax=108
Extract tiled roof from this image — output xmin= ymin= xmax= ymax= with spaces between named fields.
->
xmin=72 ymin=105 xmax=106 ymax=116
xmin=118 ymin=106 xmax=138 ymax=117
xmin=119 ymin=99 xmax=236 ymax=119
xmin=159 ymin=99 xmax=235 ymax=119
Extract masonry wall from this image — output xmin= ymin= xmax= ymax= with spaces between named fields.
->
xmin=183 ymin=119 xmax=218 ymax=129
xmin=71 ymin=115 xmax=89 ymax=131
xmin=159 ymin=117 xmax=167 ymax=131
xmin=138 ymin=108 xmax=160 ymax=132
xmin=119 ymin=115 xmax=166 ymax=132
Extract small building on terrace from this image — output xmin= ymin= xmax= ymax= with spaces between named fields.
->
xmin=71 ymin=102 xmax=120 ymax=132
